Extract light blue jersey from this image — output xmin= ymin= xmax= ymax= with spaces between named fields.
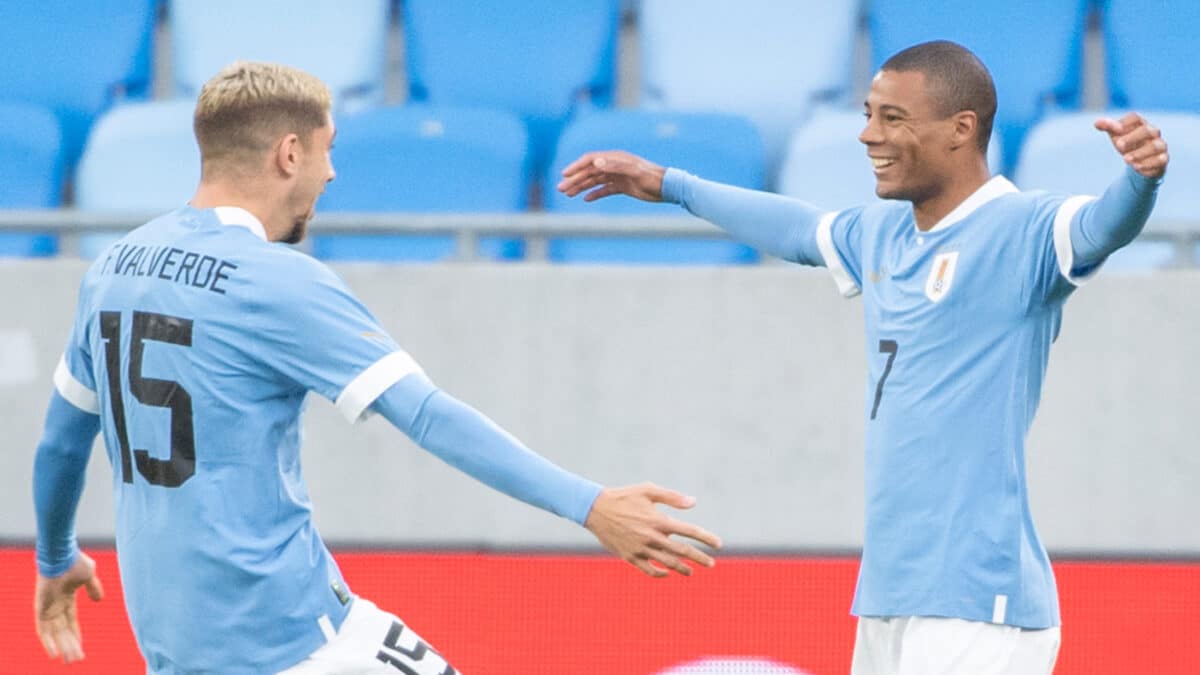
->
xmin=662 ymin=166 xmax=1158 ymax=631
xmin=54 ymin=206 xmax=422 ymax=673
xmin=817 ymin=177 xmax=1090 ymax=629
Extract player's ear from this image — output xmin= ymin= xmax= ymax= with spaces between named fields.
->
xmin=949 ymin=110 xmax=978 ymax=151
xmin=275 ymin=133 xmax=301 ymax=177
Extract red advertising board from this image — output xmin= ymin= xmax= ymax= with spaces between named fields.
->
xmin=2 ymin=548 xmax=1196 ymax=674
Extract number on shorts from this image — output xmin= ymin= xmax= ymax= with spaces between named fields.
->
xmin=375 ymin=621 xmax=457 ymax=675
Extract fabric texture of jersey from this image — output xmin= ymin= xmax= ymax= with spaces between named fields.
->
xmin=55 ymin=206 xmax=420 ymax=673
xmin=818 ymin=177 xmax=1094 ymax=629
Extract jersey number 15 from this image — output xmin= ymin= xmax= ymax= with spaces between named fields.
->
xmin=99 ymin=310 xmax=196 ymax=488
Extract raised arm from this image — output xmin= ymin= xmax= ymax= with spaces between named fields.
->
xmin=370 ymin=374 xmax=722 ymax=578
xmin=1070 ymin=113 xmax=1168 ymax=269
xmin=33 ymin=391 xmax=106 ymax=664
xmin=557 ymin=150 xmax=828 ymax=264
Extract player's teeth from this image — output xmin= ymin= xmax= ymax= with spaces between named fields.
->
xmin=872 ymin=158 xmax=895 ymax=168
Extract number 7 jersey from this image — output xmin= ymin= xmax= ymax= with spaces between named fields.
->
xmin=54 ymin=206 xmax=421 ymax=673
xmin=815 ymin=176 xmax=1098 ymax=630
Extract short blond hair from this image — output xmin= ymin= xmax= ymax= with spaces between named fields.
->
xmin=194 ymin=61 xmax=332 ymax=175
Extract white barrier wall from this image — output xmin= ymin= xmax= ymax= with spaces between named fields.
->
xmin=1 ymin=261 xmax=1197 ymax=553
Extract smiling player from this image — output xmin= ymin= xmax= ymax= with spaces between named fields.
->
xmin=557 ymin=40 xmax=1167 ymax=675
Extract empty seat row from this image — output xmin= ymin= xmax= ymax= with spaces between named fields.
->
xmin=8 ymin=98 xmax=1195 ymax=267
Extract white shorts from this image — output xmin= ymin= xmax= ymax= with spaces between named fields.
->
xmin=851 ymin=616 xmax=1060 ymax=675
xmin=278 ymin=598 xmax=461 ymax=675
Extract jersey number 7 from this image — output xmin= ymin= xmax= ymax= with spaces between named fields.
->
xmin=99 ymin=310 xmax=196 ymax=488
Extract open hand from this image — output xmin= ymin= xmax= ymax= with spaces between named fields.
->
xmin=35 ymin=552 xmax=104 ymax=663
xmin=584 ymin=482 xmax=722 ymax=577
xmin=1095 ymin=112 xmax=1169 ymax=179
xmin=556 ymin=151 xmax=668 ymax=203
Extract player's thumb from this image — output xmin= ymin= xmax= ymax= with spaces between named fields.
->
xmin=84 ymin=575 xmax=104 ymax=602
xmin=1094 ymin=117 xmax=1122 ymax=136
xmin=645 ymin=484 xmax=696 ymax=509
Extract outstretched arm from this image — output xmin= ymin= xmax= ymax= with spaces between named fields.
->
xmin=557 ymin=151 xmax=828 ymax=264
xmin=1070 ymin=113 xmax=1168 ymax=269
xmin=33 ymin=392 xmax=106 ymax=664
xmin=371 ymin=374 xmax=722 ymax=577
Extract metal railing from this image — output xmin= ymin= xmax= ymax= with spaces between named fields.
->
xmin=0 ymin=209 xmax=1196 ymax=265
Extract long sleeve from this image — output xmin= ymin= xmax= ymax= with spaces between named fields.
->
xmin=1070 ymin=166 xmax=1162 ymax=270
xmin=34 ymin=391 xmax=101 ymax=577
xmin=371 ymin=374 xmax=602 ymax=525
xmin=662 ymin=168 xmax=829 ymax=265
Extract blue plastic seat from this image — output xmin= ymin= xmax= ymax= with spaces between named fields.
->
xmin=169 ymin=0 xmax=389 ymax=109
xmin=777 ymin=107 xmax=1005 ymax=211
xmin=403 ymin=0 xmax=618 ymax=172
xmin=75 ymin=101 xmax=201 ymax=259
xmin=313 ymin=105 xmax=530 ymax=262
xmin=0 ymin=0 xmax=155 ymax=163
xmin=639 ymin=0 xmax=858 ymax=184
xmin=1015 ymin=111 xmax=1200 ymax=271
xmin=544 ymin=109 xmax=764 ymax=264
xmin=868 ymin=0 xmax=1089 ymax=173
xmin=1102 ymin=0 xmax=1200 ymax=110
xmin=0 ymin=102 xmax=66 ymax=257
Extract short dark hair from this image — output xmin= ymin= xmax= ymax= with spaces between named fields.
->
xmin=881 ymin=40 xmax=996 ymax=154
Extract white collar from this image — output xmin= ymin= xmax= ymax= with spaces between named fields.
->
xmin=211 ymin=206 xmax=268 ymax=241
xmin=923 ymin=175 xmax=1018 ymax=233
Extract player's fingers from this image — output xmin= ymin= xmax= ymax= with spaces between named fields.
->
xmin=657 ymin=535 xmax=716 ymax=568
xmin=1113 ymin=122 xmax=1159 ymax=153
xmin=1134 ymin=152 xmax=1169 ymax=176
xmin=661 ymin=517 xmax=723 ymax=550
xmin=561 ymin=152 xmax=603 ymax=177
xmin=641 ymin=483 xmax=696 ymax=509
xmin=1093 ymin=117 xmax=1123 ymax=136
xmin=1117 ymin=111 xmax=1145 ymax=130
xmin=37 ymin=623 xmax=61 ymax=659
xmin=1124 ymin=137 xmax=1167 ymax=163
xmin=582 ymin=184 xmax=623 ymax=202
xmin=57 ymin=629 xmax=83 ymax=663
xmin=644 ymin=546 xmax=691 ymax=576
xmin=84 ymin=573 xmax=105 ymax=602
xmin=555 ymin=169 xmax=603 ymax=196
xmin=630 ymin=555 xmax=669 ymax=578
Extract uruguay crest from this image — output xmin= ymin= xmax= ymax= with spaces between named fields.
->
xmin=924 ymin=251 xmax=959 ymax=302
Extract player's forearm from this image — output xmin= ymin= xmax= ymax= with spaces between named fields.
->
xmin=33 ymin=392 xmax=100 ymax=577
xmin=661 ymin=168 xmax=826 ymax=264
xmin=372 ymin=377 xmax=602 ymax=524
xmin=1070 ymin=166 xmax=1161 ymax=268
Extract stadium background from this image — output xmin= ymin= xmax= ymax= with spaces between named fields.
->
xmin=1 ymin=1 xmax=1198 ymax=673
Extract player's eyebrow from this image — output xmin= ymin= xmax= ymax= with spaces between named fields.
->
xmin=864 ymin=102 xmax=911 ymax=118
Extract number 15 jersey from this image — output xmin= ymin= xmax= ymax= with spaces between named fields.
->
xmin=54 ymin=206 xmax=419 ymax=673
xmin=816 ymin=176 xmax=1097 ymax=629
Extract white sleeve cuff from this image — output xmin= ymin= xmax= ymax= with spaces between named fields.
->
xmin=1053 ymin=195 xmax=1100 ymax=287
xmin=54 ymin=356 xmax=99 ymax=414
xmin=815 ymin=211 xmax=861 ymax=298
xmin=335 ymin=351 xmax=425 ymax=423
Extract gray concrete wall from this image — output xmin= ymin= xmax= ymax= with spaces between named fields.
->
xmin=1 ymin=261 xmax=1197 ymax=553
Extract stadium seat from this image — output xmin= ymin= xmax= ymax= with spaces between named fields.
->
xmin=1014 ymin=111 xmax=1200 ymax=270
xmin=0 ymin=0 xmax=155 ymax=163
xmin=544 ymin=109 xmax=763 ymax=264
xmin=0 ymin=103 xmax=66 ymax=257
xmin=403 ymin=0 xmax=618 ymax=172
xmin=313 ymin=105 xmax=530 ymax=262
xmin=169 ymin=0 xmax=389 ymax=109
xmin=1102 ymin=0 xmax=1200 ymax=110
xmin=777 ymin=107 xmax=1005 ymax=211
xmin=75 ymin=101 xmax=200 ymax=259
xmin=638 ymin=0 xmax=859 ymax=184
xmin=868 ymin=0 xmax=1089 ymax=173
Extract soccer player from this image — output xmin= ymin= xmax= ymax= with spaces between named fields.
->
xmin=33 ymin=61 xmax=722 ymax=674
xmin=557 ymin=41 xmax=1168 ymax=675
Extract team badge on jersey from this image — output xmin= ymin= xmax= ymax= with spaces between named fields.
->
xmin=924 ymin=251 xmax=959 ymax=303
